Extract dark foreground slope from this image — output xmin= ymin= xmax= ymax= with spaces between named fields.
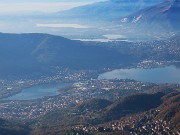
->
xmin=0 ymin=87 xmax=179 ymax=135
xmin=156 ymin=92 xmax=180 ymax=131
xmin=31 ymin=91 xmax=180 ymax=135
xmin=0 ymin=118 xmax=30 ymax=135
xmin=104 ymin=92 xmax=164 ymax=121
xmin=30 ymin=92 xmax=165 ymax=134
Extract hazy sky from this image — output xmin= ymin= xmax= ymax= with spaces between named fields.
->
xmin=0 ymin=0 xmax=107 ymax=14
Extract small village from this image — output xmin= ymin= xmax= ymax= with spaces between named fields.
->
xmin=72 ymin=109 xmax=179 ymax=135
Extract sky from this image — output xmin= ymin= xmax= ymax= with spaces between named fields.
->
xmin=0 ymin=0 xmax=108 ymax=34
xmin=0 ymin=0 xmax=107 ymax=14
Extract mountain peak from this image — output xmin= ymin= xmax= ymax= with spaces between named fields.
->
xmin=121 ymin=0 xmax=180 ymax=31
xmin=170 ymin=0 xmax=180 ymax=8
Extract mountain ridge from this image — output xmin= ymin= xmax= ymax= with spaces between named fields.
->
xmin=0 ymin=33 xmax=134 ymax=78
xmin=57 ymin=0 xmax=163 ymax=21
xmin=120 ymin=0 xmax=180 ymax=32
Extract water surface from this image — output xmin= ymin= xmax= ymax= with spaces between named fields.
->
xmin=98 ymin=66 xmax=180 ymax=83
xmin=6 ymin=83 xmax=70 ymax=100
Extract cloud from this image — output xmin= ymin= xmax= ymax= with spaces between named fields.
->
xmin=0 ymin=1 xmax=104 ymax=13
xmin=36 ymin=23 xmax=90 ymax=28
xmin=0 ymin=0 xmax=105 ymax=3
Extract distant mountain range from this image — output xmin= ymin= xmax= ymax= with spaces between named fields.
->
xmin=0 ymin=0 xmax=178 ymax=40
xmin=56 ymin=0 xmax=179 ymax=40
xmin=120 ymin=0 xmax=180 ymax=32
xmin=58 ymin=0 xmax=163 ymax=21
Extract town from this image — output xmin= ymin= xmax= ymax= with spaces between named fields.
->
xmin=0 ymin=79 xmax=155 ymax=121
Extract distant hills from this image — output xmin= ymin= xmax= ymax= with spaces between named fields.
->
xmin=0 ymin=32 xmax=179 ymax=78
xmin=56 ymin=0 xmax=179 ymax=40
xmin=0 ymin=0 xmax=178 ymax=40
xmin=0 ymin=0 xmax=177 ymax=40
xmin=58 ymin=0 xmax=163 ymax=21
xmin=0 ymin=33 xmax=134 ymax=78
xmin=121 ymin=0 xmax=180 ymax=32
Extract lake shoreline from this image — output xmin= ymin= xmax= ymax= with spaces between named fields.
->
xmin=98 ymin=65 xmax=180 ymax=84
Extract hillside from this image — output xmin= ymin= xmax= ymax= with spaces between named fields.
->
xmin=121 ymin=0 xmax=180 ymax=32
xmin=156 ymin=92 xmax=180 ymax=131
xmin=0 ymin=88 xmax=178 ymax=135
xmin=75 ymin=99 xmax=112 ymax=114
xmin=57 ymin=0 xmax=163 ymax=21
xmin=0 ymin=118 xmax=29 ymax=135
xmin=54 ymin=92 xmax=179 ymax=135
xmin=0 ymin=33 xmax=134 ymax=78
xmin=106 ymin=92 xmax=164 ymax=117
xmin=110 ymin=92 xmax=180 ymax=134
xmin=0 ymin=32 xmax=179 ymax=78
xmin=30 ymin=92 xmax=166 ymax=134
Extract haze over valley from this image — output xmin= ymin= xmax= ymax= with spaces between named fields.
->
xmin=0 ymin=0 xmax=179 ymax=40
xmin=0 ymin=0 xmax=179 ymax=135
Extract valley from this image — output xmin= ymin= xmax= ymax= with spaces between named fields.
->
xmin=0 ymin=78 xmax=179 ymax=135
xmin=0 ymin=0 xmax=179 ymax=135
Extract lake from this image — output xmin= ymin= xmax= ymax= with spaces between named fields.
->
xmin=6 ymin=82 xmax=70 ymax=100
xmin=98 ymin=66 xmax=180 ymax=84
